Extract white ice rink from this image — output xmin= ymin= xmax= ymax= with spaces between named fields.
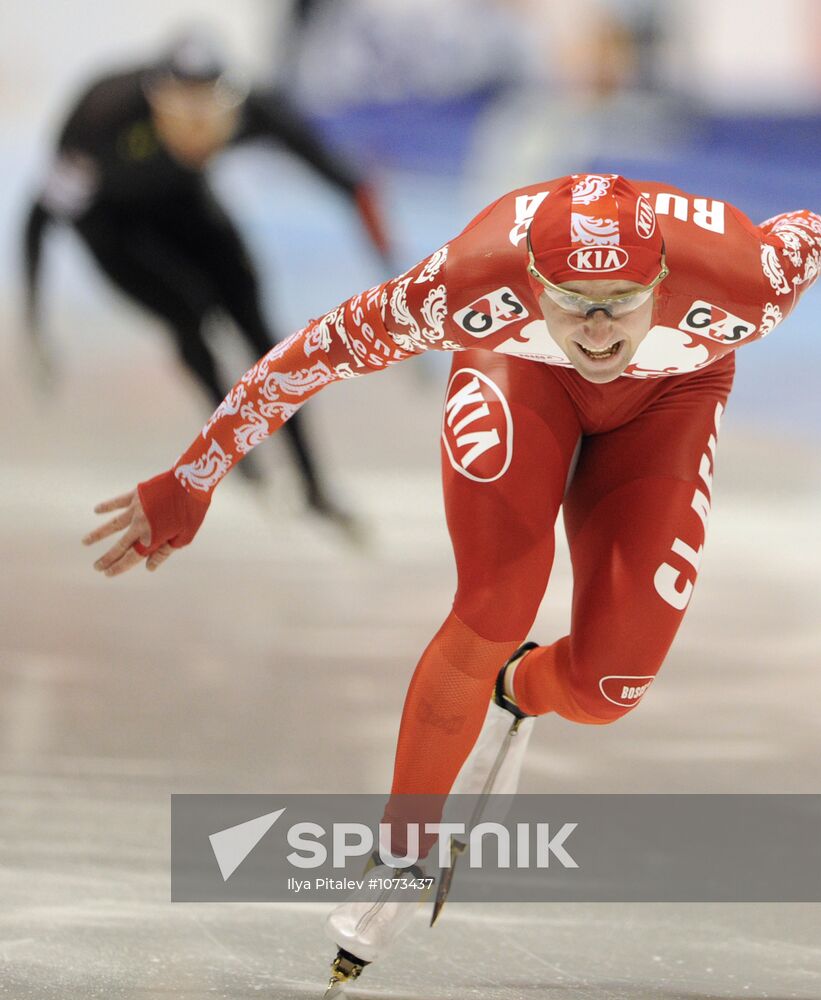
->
xmin=1 ymin=152 xmax=820 ymax=997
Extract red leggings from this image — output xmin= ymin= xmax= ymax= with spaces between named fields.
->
xmin=386 ymin=350 xmax=735 ymax=822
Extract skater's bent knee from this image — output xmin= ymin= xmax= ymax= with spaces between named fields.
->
xmin=565 ymin=670 xmax=657 ymax=724
xmin=512 ymin=637 xmax=662 ymax=723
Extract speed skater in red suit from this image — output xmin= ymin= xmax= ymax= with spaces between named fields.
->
xmin=84 ymin=174 xmax=821 ymax=992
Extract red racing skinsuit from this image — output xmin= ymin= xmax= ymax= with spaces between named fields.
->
xmin=137 ymin=178 xmax=821 ymax=833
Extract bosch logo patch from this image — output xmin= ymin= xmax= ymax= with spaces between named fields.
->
xmin=567 ymin=246 xmax=629 ymax=273
xmin=454 ymin=287 xmax=527 ymax=338
xmin=442 ymin=368 xmax=513 ymax=483
xmin=635 ymin=196 xmax=656 ymax=239
xmin=679 ymin=301 xmax=757 ymax=344
xmin=599 ymin=675 xmax=655 ymax=708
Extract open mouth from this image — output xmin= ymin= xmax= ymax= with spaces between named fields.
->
xmin=577 ymin=340 xmax=623 ymax=361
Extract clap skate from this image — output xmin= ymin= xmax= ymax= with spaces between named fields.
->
xmin=431 ymin=641 xmax=538 ymax=925
xmin=324 ymin=857 xmax=429 ymax=996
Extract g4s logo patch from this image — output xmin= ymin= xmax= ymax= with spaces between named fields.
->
xmin=679 ymin=301 xmax=757 ymax=344
xmin=454 ymin=287 xmax=528 ymax=338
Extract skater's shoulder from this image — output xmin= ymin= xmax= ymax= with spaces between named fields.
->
xmin=447 ymin=182 xmax=550 ymax=284
xmin=631 ymin=177 xmax=762 ymax=256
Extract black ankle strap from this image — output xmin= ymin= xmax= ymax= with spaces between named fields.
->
xmin=494 ymin=641 xmax=539 ymax=719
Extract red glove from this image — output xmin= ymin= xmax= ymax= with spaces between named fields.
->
xmin=355 ymin=183 xmax=391 ymax=263
xmin=133 ymin=469 xmax=211 ymax=556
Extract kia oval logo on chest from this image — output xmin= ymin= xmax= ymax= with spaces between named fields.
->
xmin=567 ymin=246 xmax=629 ymax=272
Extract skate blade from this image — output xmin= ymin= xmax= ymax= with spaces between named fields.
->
xmin=430 ymin=839 xmax=466 ymax=927
xmin=324 ymin=977 xmax=348 ymax=998
xmin=324 ymin=968 xmax=354 ymax=997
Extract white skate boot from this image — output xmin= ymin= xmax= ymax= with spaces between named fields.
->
xmin=450 ymin=641 xmax=537 ymax=797
xmin=324 ymin=858 xmax=429 ymax=995
xmin=431 ymin=641 xmax=538 ymax=924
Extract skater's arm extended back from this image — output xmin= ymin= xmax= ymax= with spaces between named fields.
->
xmin=242 ymin=89 xmax=392 ymax=263
xmin=243 ymin=88 xmax=359 ymax=196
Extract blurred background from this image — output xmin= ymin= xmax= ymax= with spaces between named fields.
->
xmin=1 ymin=2 xmax=820 ymax=998
xmin=3 ymin=0 xmax=821 ymax=425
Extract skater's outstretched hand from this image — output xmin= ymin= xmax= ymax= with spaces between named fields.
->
xmin=83 ymin=489 xmax=174 ymax=577
xmin=84 ymin=470 xmax=211 ymax=576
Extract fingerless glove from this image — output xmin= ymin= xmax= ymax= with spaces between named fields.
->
xmin=134 ymin=469 xmax=211 ymax=555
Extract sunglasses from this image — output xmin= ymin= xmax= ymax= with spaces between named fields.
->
xmin=526 ymin=228 xmax=669 ymax=318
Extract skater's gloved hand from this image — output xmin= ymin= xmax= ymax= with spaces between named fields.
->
xmin=83 ymin=470 xmax=210 ymax=577
xmin=354 ymin=183 xmax=393 ymax=268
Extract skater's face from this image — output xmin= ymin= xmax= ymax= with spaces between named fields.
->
xmin=538 ymin=280 xmax=656 ymax=384
xmin=148 ymin=80 xmax=240 ymax=167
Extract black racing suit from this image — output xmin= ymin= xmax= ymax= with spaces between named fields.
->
xmin=23 ymin=67 xmax=380 ymax=507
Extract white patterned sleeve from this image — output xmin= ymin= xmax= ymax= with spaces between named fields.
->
xmin=171 ymin=245 xmax=454 ymax=498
